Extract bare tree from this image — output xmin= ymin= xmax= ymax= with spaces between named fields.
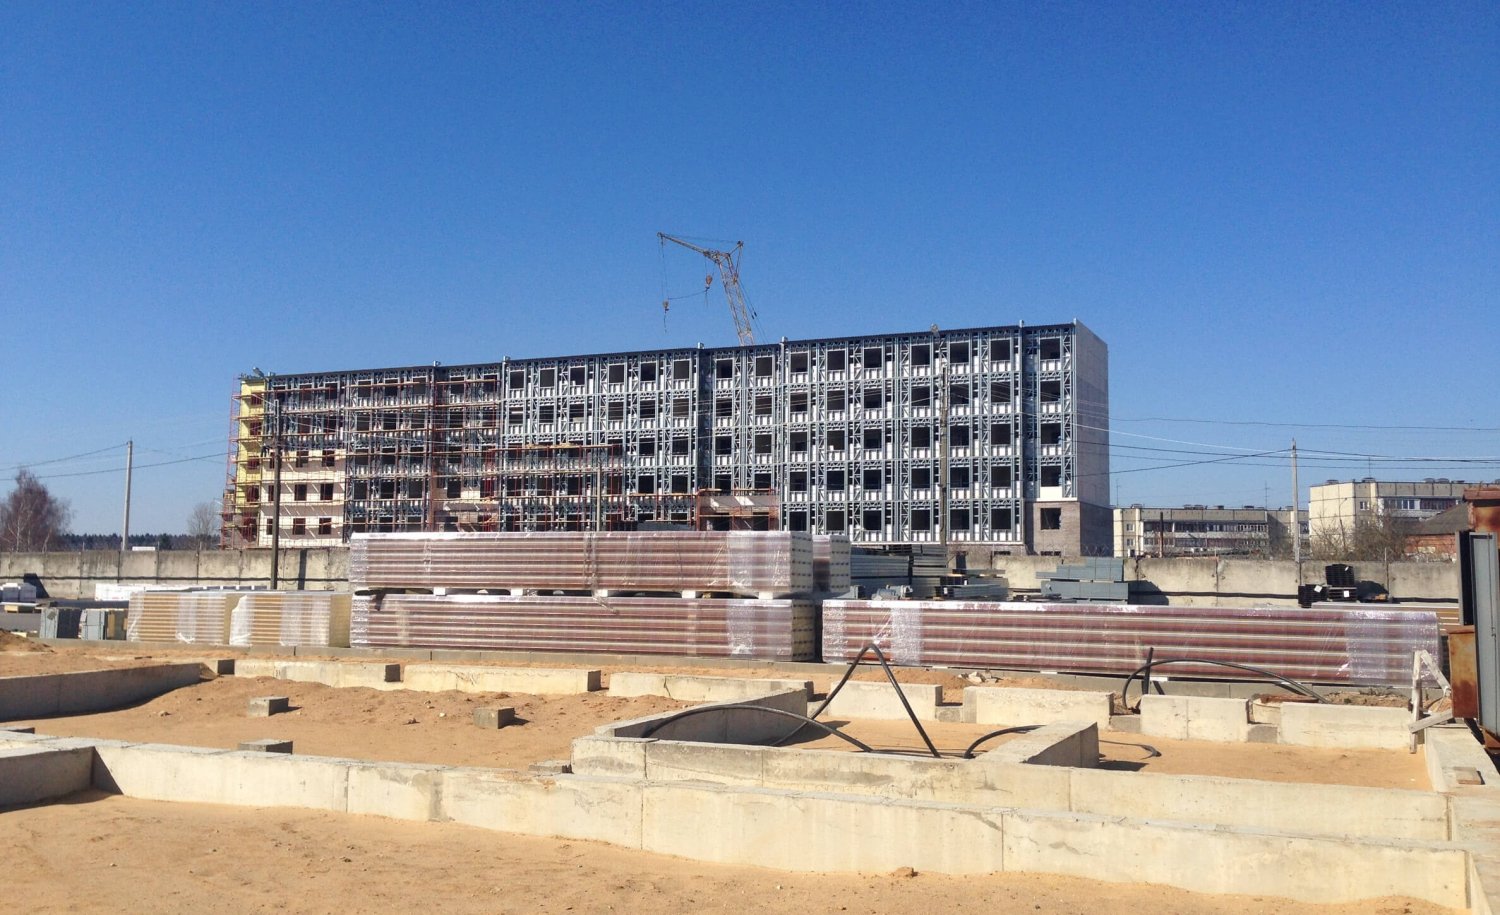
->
xmin=0 ymin=469 xmax=72 ymax=552
xmin=187 ymin=501 xmax=221 ymax=550
xmin=1308 ymin=511 xmax=1414 ymax=562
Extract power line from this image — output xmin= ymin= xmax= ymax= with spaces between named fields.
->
xmin=0 ymin=442 xmax=128 ymax=475
xmin=1115 ymin=416 xmax=1500 ymax=433
xmin=35 ymin=452 xmax=223 ymax=480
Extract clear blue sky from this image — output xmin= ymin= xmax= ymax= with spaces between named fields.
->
xmin=2 ymin=2 xmax=1496 ymax=535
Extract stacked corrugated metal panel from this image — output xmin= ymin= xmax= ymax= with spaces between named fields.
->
xmin=229 ymin=592 xmax=352 ymax=648
xmin=351 ymin=594 xmax=815 ymax=659
xmin=125 ymin=591 xmax=239 ymax=644
xmin=350 ymin=531 xmax=813 ymax=597
xmin=812 ymin=534 xmax=852 ymax=594
xmin=347 ymin=531 xmax=818 ymax=660
xmin=821 ymin=600 xmax=1441 ymax=687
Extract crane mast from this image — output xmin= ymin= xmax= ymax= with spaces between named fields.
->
xmin=658 ymin=233 xmax=756 ymax=345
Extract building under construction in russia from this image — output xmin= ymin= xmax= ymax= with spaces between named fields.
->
xmin=222 ymin=321 xmax=1110 ymax=557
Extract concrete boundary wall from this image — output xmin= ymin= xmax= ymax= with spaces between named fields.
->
xmin=0 ymin=664 xmax=206 ymax=720
xmin=0 ymin=731 xmax=1467 ymax=908
xmin=607 ymin=672 xmax=813 ymax=702
xmin=0 ymin=548 xmax=347 ymax=600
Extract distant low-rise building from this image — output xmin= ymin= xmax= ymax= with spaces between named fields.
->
xmin=1113 ymin=505 xmax=1304 ymax=558
xmin=1307 ymin=479 xmax=1470 ymax=541
xmin=1404 ymin=503 xmax=1468 ymax=560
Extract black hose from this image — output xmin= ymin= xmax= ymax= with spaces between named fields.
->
xmin=1100 ymin=738 xmax=1162 ymax=758
xmin=637 ymin=704 xmax=877 ymax=753
xmin=798 ymin=642 xmax=941 ymax=758
xmin=961 ymin=725 xmax=1040 ymax=758
xmin=1118 ymin=657 xmax=1328 ymax=709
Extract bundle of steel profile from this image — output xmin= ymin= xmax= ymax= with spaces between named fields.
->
xmin=350 ymin=593 xmax=816 ymax=660
xmin=812 ymin=534 xmax=852 ymax=594
xmin=228 ymin=591 xmax=352 ymax=648
xmin=349 ymin=531 xmax=815 ymax=597
xmin=125 ymin=590 xmax=240 ymax=644
xmin=820 ymin=599 xmax=1441 ymax=686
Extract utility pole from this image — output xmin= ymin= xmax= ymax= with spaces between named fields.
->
xmin=120 ymin=440 xmax=133 ymax=554
xmin=270 ymin=395 xmax=284 ymax=589
xmin=1291 ymin=439 xmax=1301 ymax=572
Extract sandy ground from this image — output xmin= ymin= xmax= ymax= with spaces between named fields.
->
xmin=0 ymin=792 xmax=1459 ymax=915
xmin=8 ymin=676 xmax=689 ymax=768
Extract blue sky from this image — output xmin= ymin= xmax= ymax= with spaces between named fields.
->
xmin=2 ymin=2 xmax=1496 ymax=535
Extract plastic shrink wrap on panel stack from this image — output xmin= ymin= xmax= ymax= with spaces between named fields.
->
xmin=349 ymin=531 xmax=813 ymax=597
xmin=351 ymin=594 xmax=815 ymax=660
xmin=347 ymin=531 xmax=819 ymax=660
xmin=126 ymin=590 xmax=239 ymax=644
xmin=228 ymin=591 xmax=352 ymax=648
xmin=820 ymin=599 xmax=1440 ymax=687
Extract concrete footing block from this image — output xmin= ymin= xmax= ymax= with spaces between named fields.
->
xmin=238 ymin=738 xmax=293 ymax=753
xmin=529 ymin=760 xmax=571 ymax=776
xmin=1108 ymin=714 xmax=1141 ymax=733
xmin=248 ymin=696 xmax=290 ymax=717
xmin=473 ymin=706 xmax=516 ymax=729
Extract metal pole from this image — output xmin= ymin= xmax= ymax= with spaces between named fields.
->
xmin=270 ymin=395 xmax=283 ymax=589
xmin=120 ymin=440 xmax=133 ymax=554
xmin=938 ymin=352 xmax=951 ymax=570
xmin=1291 ymin=439 xmax=1301 ymax=572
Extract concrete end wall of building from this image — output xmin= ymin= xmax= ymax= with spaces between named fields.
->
xmin=0 ymin=745 xmax=94 ymax=806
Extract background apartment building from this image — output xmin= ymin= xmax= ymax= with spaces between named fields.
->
xmin=223 ymin=321 xmax=1110 ymax=557
xmin=1307 ymin=479 xmax=1470 ymax=540
xmin=1114 ymin=505 xmax=1305 ymax=558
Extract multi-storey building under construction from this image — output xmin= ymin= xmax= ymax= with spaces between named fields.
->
xmin=223 ymin=321 xmax=1110 ymax=556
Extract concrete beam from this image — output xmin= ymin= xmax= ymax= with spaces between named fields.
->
xmin=819 ymin=680 xmax=940 ymax=721
xmin=402 ymin=665 xmax=601 ymax=695
xmin=234 ymin=659 xmax=402 ymax=690
xmin=1139 ymin=694 xmax=1250 ymax=743
xmin=608 ymin=671 xmax=813 ymax=703
xmin=965 ymin=687 xmax=1113 ymax=729
xmin=0 ymin=664 xmax=204 ymax=719
xmin=1279 ymin=703 xmax=1410 ymax=750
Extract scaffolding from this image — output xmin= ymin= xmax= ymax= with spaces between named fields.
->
xmin=223 ymin=323 xmax=1111 ymax=555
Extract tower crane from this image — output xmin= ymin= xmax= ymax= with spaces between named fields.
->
xmin=658 ymin=233 xmax=757 ymax=345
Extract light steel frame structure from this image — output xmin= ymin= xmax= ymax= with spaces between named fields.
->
xmin=224 ymin=322 xmax=1109 ymax=554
